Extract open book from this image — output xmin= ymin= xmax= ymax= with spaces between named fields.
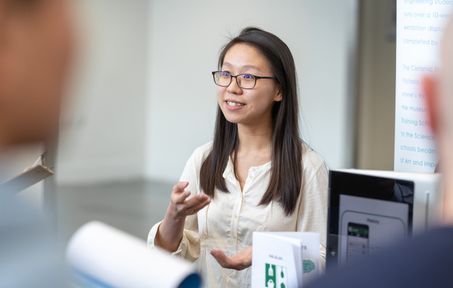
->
xmin=252 ymin=232 xmax=321 ymax=288
xmin=66 ymin=222 xmax=202 ymax=288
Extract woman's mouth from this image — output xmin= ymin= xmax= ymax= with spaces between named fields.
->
xmin=224 ymin=100 xmax=245 ymax=110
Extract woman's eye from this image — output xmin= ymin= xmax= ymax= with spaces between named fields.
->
xmin=242 ymin=74 xmax=254 ymax=80
xmin=220 ymin=71 xmax=231 ymax=77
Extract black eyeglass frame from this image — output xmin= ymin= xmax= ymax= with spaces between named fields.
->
xmin=211 ymin=71 xmax=277 ymax=89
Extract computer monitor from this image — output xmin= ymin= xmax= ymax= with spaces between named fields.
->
xmin=326 ymin=169 xmax=441 ymax=268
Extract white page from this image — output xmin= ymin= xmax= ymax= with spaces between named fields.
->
xmin=252 ymin=232 xmax=302 ymax=288
xmin=268 ymin=232 xmax=320 ymax=284
xmin=394 ymin=0 xmax=452 ymax=172
xmin=252 ymin=232 xmax=320 ymax=287
xmin=263 ymin=233 xmax=304 ymax=285
xmin=66 ymin=222 xmax=201 ymax=288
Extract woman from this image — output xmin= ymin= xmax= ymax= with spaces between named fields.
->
xmin=148 ymin=27 xmax=328 ymax=287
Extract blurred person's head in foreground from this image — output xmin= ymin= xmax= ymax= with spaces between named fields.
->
xmin=0 ymin=0 xmax=74 ymax=286
xmin=424 ymin=17 xmax=453 ymax=224
xmin=0 ymin=0 xmax=73 ymax=149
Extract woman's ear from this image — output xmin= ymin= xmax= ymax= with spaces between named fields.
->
xmin=274 ymin=88 xmax=283 ymax=102
xmin=422 ymin=75 xmax=439 ymax=135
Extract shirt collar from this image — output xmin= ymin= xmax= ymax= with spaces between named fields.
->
xmin=222 ymin=156 xmax=272 ymax=180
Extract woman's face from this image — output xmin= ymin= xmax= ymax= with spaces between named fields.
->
xmin=217 ymin=43 xmax=282 ymax=126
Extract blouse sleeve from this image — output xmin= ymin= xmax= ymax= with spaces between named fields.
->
xmin=296 ymin=155 xmax=329 ymax=265
xmin=147 ymin=147 xmax=205 ymax=262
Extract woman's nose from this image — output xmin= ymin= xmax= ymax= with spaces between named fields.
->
xmin=226 ymin=76 xmax=243 ymax=95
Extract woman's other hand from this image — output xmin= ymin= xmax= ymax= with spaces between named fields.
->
xmin=210 ymin=246 xmax=252 ymax=270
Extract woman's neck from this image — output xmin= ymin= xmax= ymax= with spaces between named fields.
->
xmin=236 ymin=118 xmax=273 ymax=154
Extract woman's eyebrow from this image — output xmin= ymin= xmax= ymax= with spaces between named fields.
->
xmin=241 ymin=65 xmax=261 ymax=71
xmin=222 ymin=62 xmax=233 ymax=68
xmin=222 ymin=62 xmax=262 ymax=72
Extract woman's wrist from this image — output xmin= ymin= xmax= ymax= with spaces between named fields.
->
xmin=155 ymin=223 xmax=180 ymax=252
xmin=165 ymin=202 xmax=186 ymax=222
xmin=156 ymin=209 xmax=185 ymax=252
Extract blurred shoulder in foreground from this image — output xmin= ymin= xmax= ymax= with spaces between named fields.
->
xmin=308 ymin=227 xmax=453 ymax=288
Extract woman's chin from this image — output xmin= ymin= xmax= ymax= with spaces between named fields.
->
xmin=223 ymin=113 xmax=246 ymax=124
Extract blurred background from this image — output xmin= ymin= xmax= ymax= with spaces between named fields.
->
xmin=2 ymin=0 xmax=397 ymax=243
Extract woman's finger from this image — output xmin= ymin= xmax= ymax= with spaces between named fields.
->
xmin=183 ymin=194 xmax=210 ymax=208
xmin=171 ymin=182 xmax=190 ymax=204
xmin=211 ymin=247 xmax=252 ymax=270
xmin=172 ymin=181 xmax=189 ymax=194
xmin=210 ymin=249 xmax=232 ymax=269
xmin=184 ymin=198 xmax=211 ymax=215
xmin=172 ymin=190 xmax=191 ymax=205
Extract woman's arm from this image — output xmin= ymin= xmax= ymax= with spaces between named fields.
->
xmin=155 ymin=181 xmax=211 ymax=252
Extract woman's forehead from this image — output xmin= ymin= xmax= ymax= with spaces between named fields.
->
xmin=222 ymin=44 xmax=271 ymax=72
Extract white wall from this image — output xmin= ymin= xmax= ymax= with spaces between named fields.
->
xmin=56 ymin=0 xmax=149 ymax=184
xmin=146 ymin=0 xmax=359 ymax=182
xmin=56 ymin=0 xmax=359 ymax=184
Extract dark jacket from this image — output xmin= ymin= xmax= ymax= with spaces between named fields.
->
xmin=308 ymin=227 xmax=453 ymax=288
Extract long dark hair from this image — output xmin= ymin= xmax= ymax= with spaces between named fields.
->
xmin=200 ymin=27 xmax=302 ymax=215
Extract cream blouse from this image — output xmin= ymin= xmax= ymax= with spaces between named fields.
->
xmin=148 ymin=142 xmax=328 ymax=288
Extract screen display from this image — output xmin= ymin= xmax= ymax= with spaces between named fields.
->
xmin=327 ymin=171 xmax=414 ymax=267
xmin=346 ymin=222 xmax=369 ymax=261
xmin=339 ymin=195 xmax=409 ymax=264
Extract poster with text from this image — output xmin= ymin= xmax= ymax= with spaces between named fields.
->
xmin=395 ymin=0 xmax=452 ymax=172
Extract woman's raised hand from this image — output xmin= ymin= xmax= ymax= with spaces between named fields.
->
xmin=157 ymin=182 xmax=211 ymax=252
xmin=168 ymin=181 xmax=211 ymax=220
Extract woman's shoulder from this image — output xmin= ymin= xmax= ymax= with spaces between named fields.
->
xmin=186 ymin=141 xmax=213 ymax=166
xmin=301 ymin=142 xmax=328 ymax=178
xmin=180 ymin=142 xmax=213 ymax=182
xmin=192 ymin=141 xmax=213 ymax=158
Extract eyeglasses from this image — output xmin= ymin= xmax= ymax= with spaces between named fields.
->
xmin=212 ymin=70 xmax=276 ymax=89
